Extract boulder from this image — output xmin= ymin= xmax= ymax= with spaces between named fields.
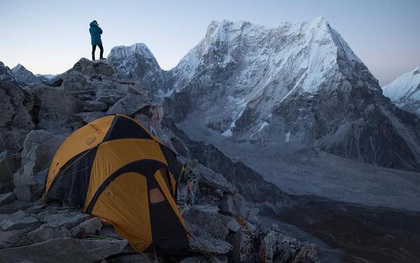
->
xmin=0 ymin=151 xmax=18 ymax=193
xmin=82 ymin=100 xmax=108 ymax=112
xmin=188 ymin=231 xmax=233 ymax=255
xmin=180 ymin=256 xmax=228 ymax=263
xmin=40 ymin=210 xmax=89 ymax=229
xmin=0 ymin=210 xmax=41 ymax=231
xmin=107 ymin=87 xmax=152 ymax=116
xmin=13 ymin=130 xmax=65 ymax=201
xmin=32 ymin=85 xmax=83 ymax=133
xmin=0 ymin=237 xmax=127 ymax=263
xmin=185 ymin=206 xmax=233 ymax=255
xmin=44 ymin=75 xmax=64 ymax=87
xmin=105 ymin=253 xmax=156 ymax=263
xmin=0 ymin=193 xmax=15 ymax=206
xmin=194 ymin=163 xmax=236 ymax=194
xmin=184 ymin=206 xmax=230 ymax=240
xmin=73 ymin=111 xmax=106 ymax=124
xmin=70 ymin=217 xmax=103 ymax=237
xmin=13 ymin=186 xmax=32 ymax=202
xmin=219 ymin=193 xmax=249 ymax=217
xmin=27 ymin=224 xmax=71 ymax=243
xmin=0 ymin=228 xmax=30 ymax=249
xmin=96 ymin=88 xmax=128 ymax=105
xmin=290 ymin=244 xmax=319 ymax=263
xmin=72 ymin=58 xmax=114 ymax=77
xmin=0 ymin=82 xmax=35 ymax=153
xmin=61 ymin=71 xmax=95 ymax=100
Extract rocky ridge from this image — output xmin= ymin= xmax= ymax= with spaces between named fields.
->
xmin=0 ymin=58 xmax=319 ymax=262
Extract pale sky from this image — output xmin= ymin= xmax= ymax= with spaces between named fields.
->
xmin=0 ymin=0 xmax=419 ymax=86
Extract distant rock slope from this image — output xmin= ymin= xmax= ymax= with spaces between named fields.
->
xmin=11 ymin=64 xmax=42 ymax=86
xmin=382 ymin=67 xmax=420 ymax=116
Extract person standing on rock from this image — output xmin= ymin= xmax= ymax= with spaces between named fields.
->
xmin=89 ymin=20 xmax=104 ymax=61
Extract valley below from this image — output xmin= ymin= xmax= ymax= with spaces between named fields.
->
xmin=176 ymin=115 xmax=420 ymax=263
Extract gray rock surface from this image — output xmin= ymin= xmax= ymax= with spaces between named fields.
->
xmin=72 ymin=57 xmax=114 ymax=77
xmin=0 ymin=237 xmax=127 ymax=263
xmin=0 ymin=81 xmax=34 ymax=153
xmin=11 ymin=64 xmax=42 ymax=86
xmin=0 ymin=151 xmax=18 ymax=193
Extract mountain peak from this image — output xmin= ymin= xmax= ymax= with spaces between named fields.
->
xmin=311 ymin=16 xmax=328 ymax=25
xmin=382 ymin=66 xmax=420 ymax=110
xmin=110 ymin=43 xmax=155 ymax=60
xmin=175 ymin=17 xmax=369 ymax=96
xmin=107 ymin=43 xmax=169 ymax=91
xmin=13 ymin=63 xmax=25 ymax=70
xmin=11 ymin=62 xmax=41 ymax=86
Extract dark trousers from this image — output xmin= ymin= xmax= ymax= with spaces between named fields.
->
xmin=92 ymin=44 xmax=104 ymax=60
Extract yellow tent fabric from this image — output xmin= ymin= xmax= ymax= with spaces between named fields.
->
xmin=45 ymin=114 xmax=189 ymax=253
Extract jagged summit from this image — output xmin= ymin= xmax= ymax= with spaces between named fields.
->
xmin=107 ymin=43 xmax=168 ymax=91
xmin=170 ymin=18 xmax=377 ymax=128
xmin=109 ymin=43 xmax=156 ymax=61
xmin=12 ymin=63 xmax=24 ymax=71
xmin=172 ymin=17 xmax=373 ymax=99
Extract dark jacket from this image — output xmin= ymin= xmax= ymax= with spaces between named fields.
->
xmin=89 ymin=21 xmax=103 ymax=45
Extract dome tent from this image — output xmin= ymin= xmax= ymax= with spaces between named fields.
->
xmin=45 ymin=114 xmax=189 ymax=253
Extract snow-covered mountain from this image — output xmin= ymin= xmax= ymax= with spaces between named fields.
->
xmin=172 ymin=17 xmax=377 ymax=98
xmin=107 ymin=43 xmax=169 ymax=94
xmin=107 ymin=18 xmax=420 ymax=172
xmin=168 ymin=18 xmax=420 ymax=171
xmin=382 ymin=67 xmax=420 ymax=116
xmin=11 ymin=64 xmax=41 ymax=86
xmin=173 ymin=17 xmax=373 ymax=128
